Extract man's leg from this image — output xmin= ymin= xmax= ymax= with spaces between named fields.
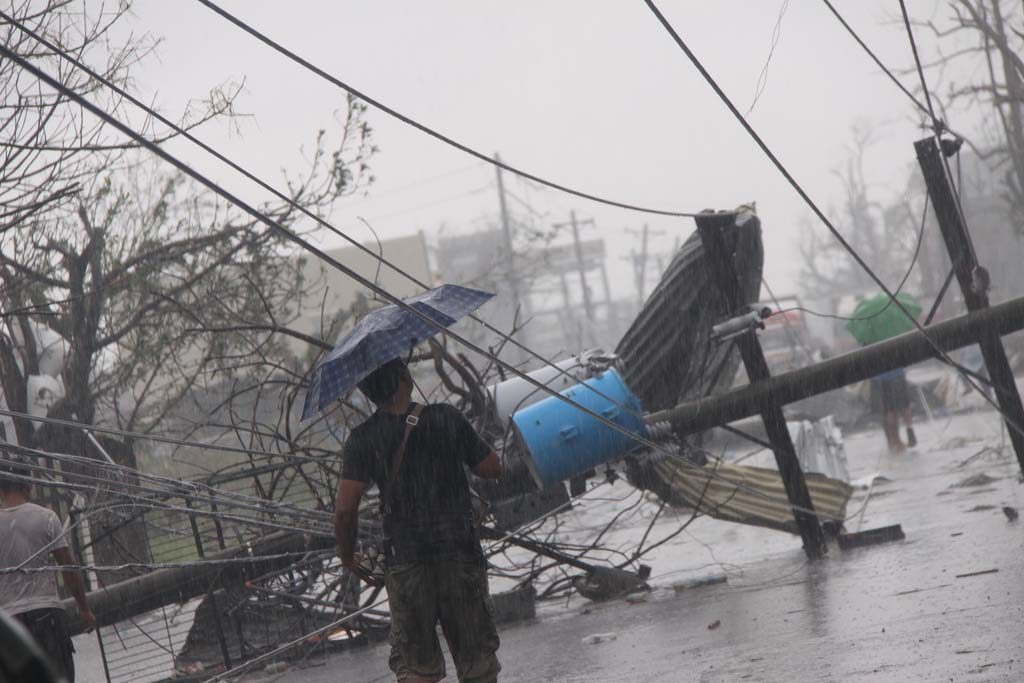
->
xmin=437 ymin=559 xmax=500 ymax=683
xmin=880 ymin=381 xmax=906 ymax=453
xmin=385 ymin=562 xmax=445 ymax=682
xmin=898 ymin=378 xmax=917 ymax=447
xmin=883 ymin=412 xmax=905 ymax=453
xmin=903 ymin=407 xmax=917 ymax=447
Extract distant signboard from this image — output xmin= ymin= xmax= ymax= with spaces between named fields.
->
xmin=522 ymin=239 xmax=605 ymax=270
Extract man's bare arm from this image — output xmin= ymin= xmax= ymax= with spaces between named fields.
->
xmin=471 ymin=452 xmax=502 ymax=480
xmin=334 ymin=478 xmax=367 ymax=568
xmin=53 ymin=546 xmax=96 ymax=632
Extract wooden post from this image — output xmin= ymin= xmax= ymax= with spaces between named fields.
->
xmin=695 ymin=212 xmax=826 ymax=559
xmin=916 ymin=136 xmax=1024 ymax=474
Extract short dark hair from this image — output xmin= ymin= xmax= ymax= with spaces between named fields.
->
xmin=0 ymin=460 xmax=31 ymax=495
xmin=357 ymin=358 xmax=407 ymax=404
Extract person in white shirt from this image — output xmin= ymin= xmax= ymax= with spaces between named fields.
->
xmin=1 ymin=461 xmax=95 ymax=682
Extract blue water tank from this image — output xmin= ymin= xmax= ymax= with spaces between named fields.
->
xmin=512 ymin=368 xmax=646 ymax=489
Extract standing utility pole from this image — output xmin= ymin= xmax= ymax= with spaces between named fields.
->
xmin=625 ymin=224 xmax=666 ymax=306
xmin=637 ymin=224 xmax=650 ymax=305
xmin=599 ymin=261 xmax=619 ymax=335
xmin=569 ymin=211 xmax=596 ymax=323
xmin=553 ymin=211 xmax=598 ymax=345
xmin=494 ymin=153 xmax=527 ymax=360
xmin=695 ymin=212 xmax=826 ymax=559
xmin=915 ymin=136 xmax=1024 ymax=475
xmin=494 ymin=153 xmax=518 ymax=302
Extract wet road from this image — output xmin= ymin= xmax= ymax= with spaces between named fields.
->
xmin=76 ymin=408 xmax=1024 ymax=682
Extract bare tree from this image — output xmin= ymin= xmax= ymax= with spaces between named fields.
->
xmin=0 ymin=0 xmax=376 ymax=454
xmin=0 ymin=0 xmax=241 ymax=236
xmin=914 ymin=0 xmax=1024 ymax=232
xmin=799 ymin=124 xmax=924 ymax=303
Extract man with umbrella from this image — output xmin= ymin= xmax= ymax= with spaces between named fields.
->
xmin=314 ymin=285 xmax=502 ymax=682
xmin=847 ymin=292 xmax=921 ymax=454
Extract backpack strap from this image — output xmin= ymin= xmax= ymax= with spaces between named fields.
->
xmin=382 ymin=403 xmax=425 ymax=515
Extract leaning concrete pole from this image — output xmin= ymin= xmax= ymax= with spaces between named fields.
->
xmin=915 ymin=135 xmax=1024 ymax=474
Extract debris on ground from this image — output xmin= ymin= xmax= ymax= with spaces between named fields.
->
xmin=967 ymin=487 xmax=998 ymax=495
xmin=572 ymin=567 xmax=650 ymax=602
xmin=966 ymin=505 xmax=996 ymax=512
xmin=582 ymin=632 xmax=618 ymax=645
xmin=672 ymin=575 xmax=728 ymax=592
xmin=707 ymin=620 xmax=721 ymax=630
xmin=837 ymin=524 xmax=905 ymax=550
xmin=956 ymin=446 xmax=1012 ymax=468
xmin=492 ymin=584 xmax=537 ymax=625
xmin=950 ymin=473 xmax=1000 ymax=488
xmin=955 ymin=568 xmax=999 ymax=579
xmin=850 ymin=473 xmax=893 ymax=489
xmin=1003 ymin=506 xmax=1019 ymax=521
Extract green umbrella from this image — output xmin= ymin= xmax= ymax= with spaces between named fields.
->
xmin=846 ymin=292 xmax=922 ymax=346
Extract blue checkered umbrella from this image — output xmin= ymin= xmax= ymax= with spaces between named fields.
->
xmin=301 ymin=284 xmax=494 ymax=419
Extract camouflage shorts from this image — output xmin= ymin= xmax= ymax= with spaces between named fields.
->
xmin=385 ymin=558 xmax=500 ymax=682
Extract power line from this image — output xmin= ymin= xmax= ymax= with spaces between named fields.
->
xmin=0 ymin=405 xmax=330 ymax=462
xmin=897 ymin=0 xmax=939 ymax=128
xmin=0 ymin=551 xmax=335 ymax=575
xmin=194 ymin=0 xmax=707 ymax=219
xmin=0 ymin=12 xmax=643 ymax=440
xmin=0 ymin=34 xmax=839 ymax=524
xmin=895 ymin=1 xmax=979 ymax=266
xmin=819 ymin=0 xmax=931 ymax=119
xmin=0 ymin=44 xmax=684 ymax=487
xmin=201 ymin=477 xmax=620 ymax=682
xmin=4 ymin=443 xmax=332 ymax=523
xmin=760 ymin=276 xmax=816 ymax=364
xmin=745 ymin=0 xmax=790 ymax=118
xmin=641 ymin=0 xmax=920 ymax=323
xmin=642 ymin=0 xmax=1024 ymax=438
xmin=776 ymin=194 xmax=930 ymax=323
xmin=819 ymin=0 xmax=978 ymax=176
xmin=3 ymin=10 xmax=989 ymax=528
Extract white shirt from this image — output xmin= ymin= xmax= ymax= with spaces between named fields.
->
xmin=0 ymin=502 xmax=69 ymax=614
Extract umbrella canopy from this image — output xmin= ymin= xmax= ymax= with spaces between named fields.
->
xmin=845 ymin=292 xmax=922 ymax=346
xmin=301 ymin=284 xmax=493 ymax=420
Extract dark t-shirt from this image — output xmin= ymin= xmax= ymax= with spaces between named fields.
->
xmin=341 ymin=403 xmax=492 ymax=563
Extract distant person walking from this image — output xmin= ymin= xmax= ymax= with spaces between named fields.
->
xmin=871 ymin=368 xmax=917 ymax=454
xmin=846 ymin=292 xmax=923 ymax=454
xmin=334 ymin=358 xmax=502 ymax=683
xmin=1 ymin=461 xmax=96 ymax=682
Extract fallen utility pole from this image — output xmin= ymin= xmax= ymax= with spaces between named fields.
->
xmin=646 ymin=293 xmax=1024 ymax=436
xmin=62 ymin=531 xmax=333 ymax=635
xmin=915 ymin=135 xmax=1024 ymax=474
xmin=695 ymin=212 xmax=825 ymax=559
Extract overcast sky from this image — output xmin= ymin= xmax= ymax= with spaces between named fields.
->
xmin=118 ymin=1 xmax=972 ymax=301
